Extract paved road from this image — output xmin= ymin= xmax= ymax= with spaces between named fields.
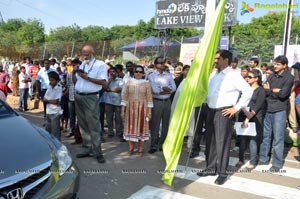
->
xmin=18 ymin=110 xmax=300 ymax=199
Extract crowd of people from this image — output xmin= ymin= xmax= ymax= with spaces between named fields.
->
xmin=0 ymin=45 xmax=299 ymax=186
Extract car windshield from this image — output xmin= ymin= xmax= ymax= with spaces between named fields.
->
xmin=0 ymin=99 xmax=15 ymax=117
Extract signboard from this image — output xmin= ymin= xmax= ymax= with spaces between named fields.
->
xmin=155 ymin=0 xmax=237 ymax=29
xmin=217 ymin=0 xmax=237 ymax=26
xmin=155 ymin=0 xmax=206 ymax=29
xmin=274 ymin=45 xmax=300 ymax=66
xmin=179 ymin=36 xmax=229 ymax=65
xmin=220 ymin=36 xmax=229 ymax=50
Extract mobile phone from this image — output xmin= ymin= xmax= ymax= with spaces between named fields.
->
xmin=77 ymin=69 xmax=84 ymax=73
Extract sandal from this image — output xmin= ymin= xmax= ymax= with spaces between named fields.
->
xmin=246 ymin=164 xmax=256 ymax=170
xmin=136 ymin=151 xmax=143 ymax=157
xmin=128 ymin=150 xmax=134 ymax=156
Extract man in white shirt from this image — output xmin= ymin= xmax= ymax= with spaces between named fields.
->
xmin=197 ymin=50 xmax=253 ymax=185
xmin=72 ymin=45 xmax=107 ymax=164
xmin=18 ymin=66 xmax=31 ymax=111
xmin=249 ymin=57 xmax=266 ymax=83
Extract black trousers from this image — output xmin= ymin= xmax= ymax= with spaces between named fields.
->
xmin=191 ymin=103 xmax=208 ymax=154
xmin=205 ymin=107 xmax=233 ymax=176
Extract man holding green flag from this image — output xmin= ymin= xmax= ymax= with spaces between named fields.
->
xmin=162 ymin=0 xmax=228 ymax=186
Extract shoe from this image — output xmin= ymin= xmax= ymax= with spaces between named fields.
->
xmin=258 ymin=160 xmax=269 ymax=165
xmin=196 ymin=169 xmax=217 ymax=177
xmin=159 ymin=148 xmax=163 ymax=152
xmin=235 ymin=161 xmax=244 ymax=168
xmin=120 ymin=138 xmax=126 ymax=142
xmin=76 ymin=153 xmax=93 ymax=158
xmin=18 ymin=108 xmax=23 ymax=111
xmin=246 ymin=164 xmax=256 ymax=170
xmin=108 ymin=134 xmax=114 ymax=138
xmin=24 ymin=108 xmax=29 ymax=111
xmin=66 ymin=133 xmax=74 ymax=137
xmin=214 ymin=175 xmax=228 ymax=185
xmin=269 ymin=166 xmax=281 ymax=173
xmin=101 ymin=137 xmax=106 ymax=143
xmin=96 ymin=154 xmax=105 ymax=163
xmin=189 ymin=152 xmax=199 ymax=158
xmin=30 ymin=96 xmax=34 ymax=101
xmin=148 ymin=149 xmax=157 ymax=154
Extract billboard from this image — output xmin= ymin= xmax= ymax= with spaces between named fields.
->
xmin=274 ymin=45 xmax=300 ymax=66
xmin=179 ymin=36 xmax=230 ymax=65
xmin=154 ymin=0 xmax=237 ymax=29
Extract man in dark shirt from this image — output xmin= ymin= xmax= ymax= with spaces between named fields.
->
xmin=259 ymin=55 xmax=294 ymax=172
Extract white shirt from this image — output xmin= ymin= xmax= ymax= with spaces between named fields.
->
xmin=44 ymin=84 xmax=62 ymax=114
xmin=18 ymin=72 xmax=30 ymax=89
xmin=75 ymin=58 xmax=108 ymax=93
xmin=206 ymin=67 xmax=253 ymax=110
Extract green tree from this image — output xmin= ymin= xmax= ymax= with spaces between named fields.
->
xmin=82 ymin=25 xmax=111 ymax=41
xmin=47 ymin=24 xmax=82 ymax=42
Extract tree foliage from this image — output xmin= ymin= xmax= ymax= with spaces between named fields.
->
xmin=1 ymin=13 xmax=299 ymax=61
xmin=231 ymin=12 xmax=300 ymax=61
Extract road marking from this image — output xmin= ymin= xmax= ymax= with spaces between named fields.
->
xmin=193 ymin=152 xmax=300 ymax=179
xmin=128 ymin=185 xmax=201 ymax=199
xmin=18 ymin=112 xmax=44 ymax=119
xmin=175 ymin=165 xmax=300 ymax=199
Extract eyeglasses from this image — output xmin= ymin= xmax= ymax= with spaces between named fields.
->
xmin=135 ymin=71 xmax=144 ymax=74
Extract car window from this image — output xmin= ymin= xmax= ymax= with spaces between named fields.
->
xmin=0 ymin=99 xmax=15 ymax=116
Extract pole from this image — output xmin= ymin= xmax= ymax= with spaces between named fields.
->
xmin=282 ymin=0 xmax=294 ymax=56
xmin=101 ymin=40 xmax=106 ymax=59
xmin=70 ymin=42 xmax=75 ymax=58
xmin=42 ymin=43 xmax=47 ymax=59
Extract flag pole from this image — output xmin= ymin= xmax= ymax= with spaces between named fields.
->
xmin=282 ymin=0 xmax=294 ymax=56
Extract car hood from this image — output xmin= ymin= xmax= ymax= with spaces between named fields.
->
xmin=0 ymin=116 xmax=52 ymax=180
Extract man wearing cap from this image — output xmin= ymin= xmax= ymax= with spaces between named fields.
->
xmin=72 ymin=45 xmax=107 ymax=164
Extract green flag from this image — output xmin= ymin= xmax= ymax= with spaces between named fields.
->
xmin=162 ymin=0 xmax=226 ymax=186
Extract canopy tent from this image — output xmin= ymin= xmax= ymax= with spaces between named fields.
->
xmin=122 ymin=51 xmax=140 ymax=61
xmin=120 ymin=36 xmax=162 ymax=49
xmin=182 ymin=34 xmax=203 ymax=43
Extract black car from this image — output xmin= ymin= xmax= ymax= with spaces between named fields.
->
xmin=0 ymin=99 xmax=79 ymax=199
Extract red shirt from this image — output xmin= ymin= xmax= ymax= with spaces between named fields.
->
xmin=29 ymin=65 xmax=40 ymax=79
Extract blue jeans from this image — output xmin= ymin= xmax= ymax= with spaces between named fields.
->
xmin=19 ymin=88 xmax=29 ymax=110
xmin=259 ymin=111 xmax=286 ymax=168
xmin=239 ymin=136 xmax=259 ymax=165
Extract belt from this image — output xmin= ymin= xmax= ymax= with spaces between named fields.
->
xmin=209 ymin=106 xmax=233 ymax=111
xmin=153 ymin=98 xmax=170 ymax=101
xmin=76 ymin=91 xmax=98 ymax=96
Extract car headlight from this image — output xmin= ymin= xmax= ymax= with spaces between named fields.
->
xmin=57 ymin=145 xmax=72 ymax=176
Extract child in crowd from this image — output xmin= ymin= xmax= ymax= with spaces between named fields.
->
xmin=60 ymin=74 xmax=69 ymax=131
xmin=43 ymin=71 xmax=62 ymax=140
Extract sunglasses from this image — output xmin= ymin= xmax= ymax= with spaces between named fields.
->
xmin=247 ymin=76 xmax=256 ymax=79
xmin=135 ymin=71 xmax=144 ymax=74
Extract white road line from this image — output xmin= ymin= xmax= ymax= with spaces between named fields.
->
xmin=241 ymin=162 xmax=300 ymax=179
xmin=18 ymin=112 xmax=44 ymax=119
xmin=194 ymin=152 xmax=299 ymax=179
xmin=128 ymin=185 xmax=202 ymax=199
xmin=176 ymin=165 xmax=300 ymax=199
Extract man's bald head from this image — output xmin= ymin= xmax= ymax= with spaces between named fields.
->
xmin=82 ymin=45 xmax=95 ymax=60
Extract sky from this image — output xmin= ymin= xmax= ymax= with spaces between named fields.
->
xmin=0 ymin=0 xmax=299 ymax=33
